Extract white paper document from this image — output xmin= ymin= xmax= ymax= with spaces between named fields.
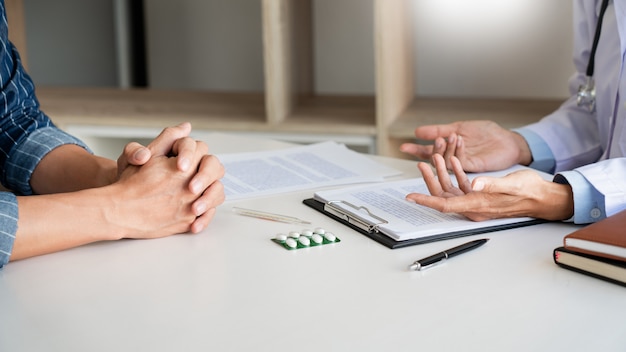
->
xmin=217 ymin=141 xmax=402 ymax=201
xmin=313 ymin=165 xmax=545 ymax=241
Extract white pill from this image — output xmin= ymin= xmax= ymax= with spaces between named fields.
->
xmin=324 ymin=232 xmax=336 ymax=242
xmin=275 ymin=233 xmax=287 ymax=242
xmin=301 ymin=229 xmax=313 ymax=237
xmin=298 ymin=236 xmax=310 ymax=246
xmin=314 ymin=227 xmax=326 ymax=235
xmin=288 ymin=231 xmax=301 ymax=239
xmin=311 ymin=234 xmax=323 ymax=244
xmin=285 ymin=238 xmax=298 ymax=248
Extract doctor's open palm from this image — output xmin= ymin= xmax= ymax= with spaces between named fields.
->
xmin=400 ymin=120 xmax=533 ymax=173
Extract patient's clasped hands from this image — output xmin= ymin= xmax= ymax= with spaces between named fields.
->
xmin=116 ymin=122 xmax=225 ymax=238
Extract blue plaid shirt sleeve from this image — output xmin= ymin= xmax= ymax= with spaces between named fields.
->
xmin=0 ymin=0 xmax=89 ymax=267
xmin=0 ymin=192 xmax=17 ymax=265
xmin=4 ymin=127 xmax=89 ymax=196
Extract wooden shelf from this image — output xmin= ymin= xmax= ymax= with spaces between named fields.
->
xmin=388 ymin=97 xmax=563 ymax=139
xmin=38 ymin=87 xmax=377 ymax=136
xmin=288 ymin=95 xmax=376 ymax=134
xmin=37 ymin=87 xmax=266 ymax=130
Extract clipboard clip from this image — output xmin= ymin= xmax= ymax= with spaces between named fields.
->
xmin=324 ymin=200 xmax=389 ymax=233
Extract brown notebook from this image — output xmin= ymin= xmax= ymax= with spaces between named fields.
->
xmin=562 ymin=209 xmax=626 ymax=261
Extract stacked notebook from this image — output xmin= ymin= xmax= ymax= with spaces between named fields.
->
xmin=553 ymin=209 xmax=626 ymax=287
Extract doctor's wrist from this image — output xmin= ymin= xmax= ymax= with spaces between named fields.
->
xmin=512 ymin=131 xmax=532 ymax=166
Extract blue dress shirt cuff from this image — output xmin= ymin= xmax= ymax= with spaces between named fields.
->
xmin=0 ymin=192 xmax=18 ymax=268
xmin=4 ymin=126 xmax=91 ymax=195
xmin=553 ymin=170 xmax=605 ymax=224
xmin=514 ymin=128 xmax=556 ymax=174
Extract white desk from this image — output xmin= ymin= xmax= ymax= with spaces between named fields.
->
xmin=1 ymin=134 xmax=625 ymax=352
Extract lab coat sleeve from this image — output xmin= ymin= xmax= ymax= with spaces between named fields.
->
xmin=553 ymin=170 xmax=603 ymax=224
xmin=560 ymin=158 xmax=626 ymax=222
xmin=523 ymin=99 xmax=601 ymax=173
xmin=513 ymin=129 xmax=556 ymax=173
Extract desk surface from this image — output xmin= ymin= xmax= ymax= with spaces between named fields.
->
xmin=1 ymin=133 xmax=625 ymax=352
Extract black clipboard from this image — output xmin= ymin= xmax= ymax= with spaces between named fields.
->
xmin=303 ymin=198 xmax=545 ymax=249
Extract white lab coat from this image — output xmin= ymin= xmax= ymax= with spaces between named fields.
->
xmin=522 ymin=0 xmax=626 ymax=221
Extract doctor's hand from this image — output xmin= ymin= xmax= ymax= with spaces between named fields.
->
xmin=399 ymin=120 xmax=533 ymax=173
xmin=405 ymin=154 xmax=574 ymax=222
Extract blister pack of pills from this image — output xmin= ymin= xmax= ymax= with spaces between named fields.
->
xmin=272 ymin=227 xmax=340 ymax=250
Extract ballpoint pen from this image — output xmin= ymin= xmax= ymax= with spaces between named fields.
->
xmin=408 ymin=238 xmax=489 ymax=271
